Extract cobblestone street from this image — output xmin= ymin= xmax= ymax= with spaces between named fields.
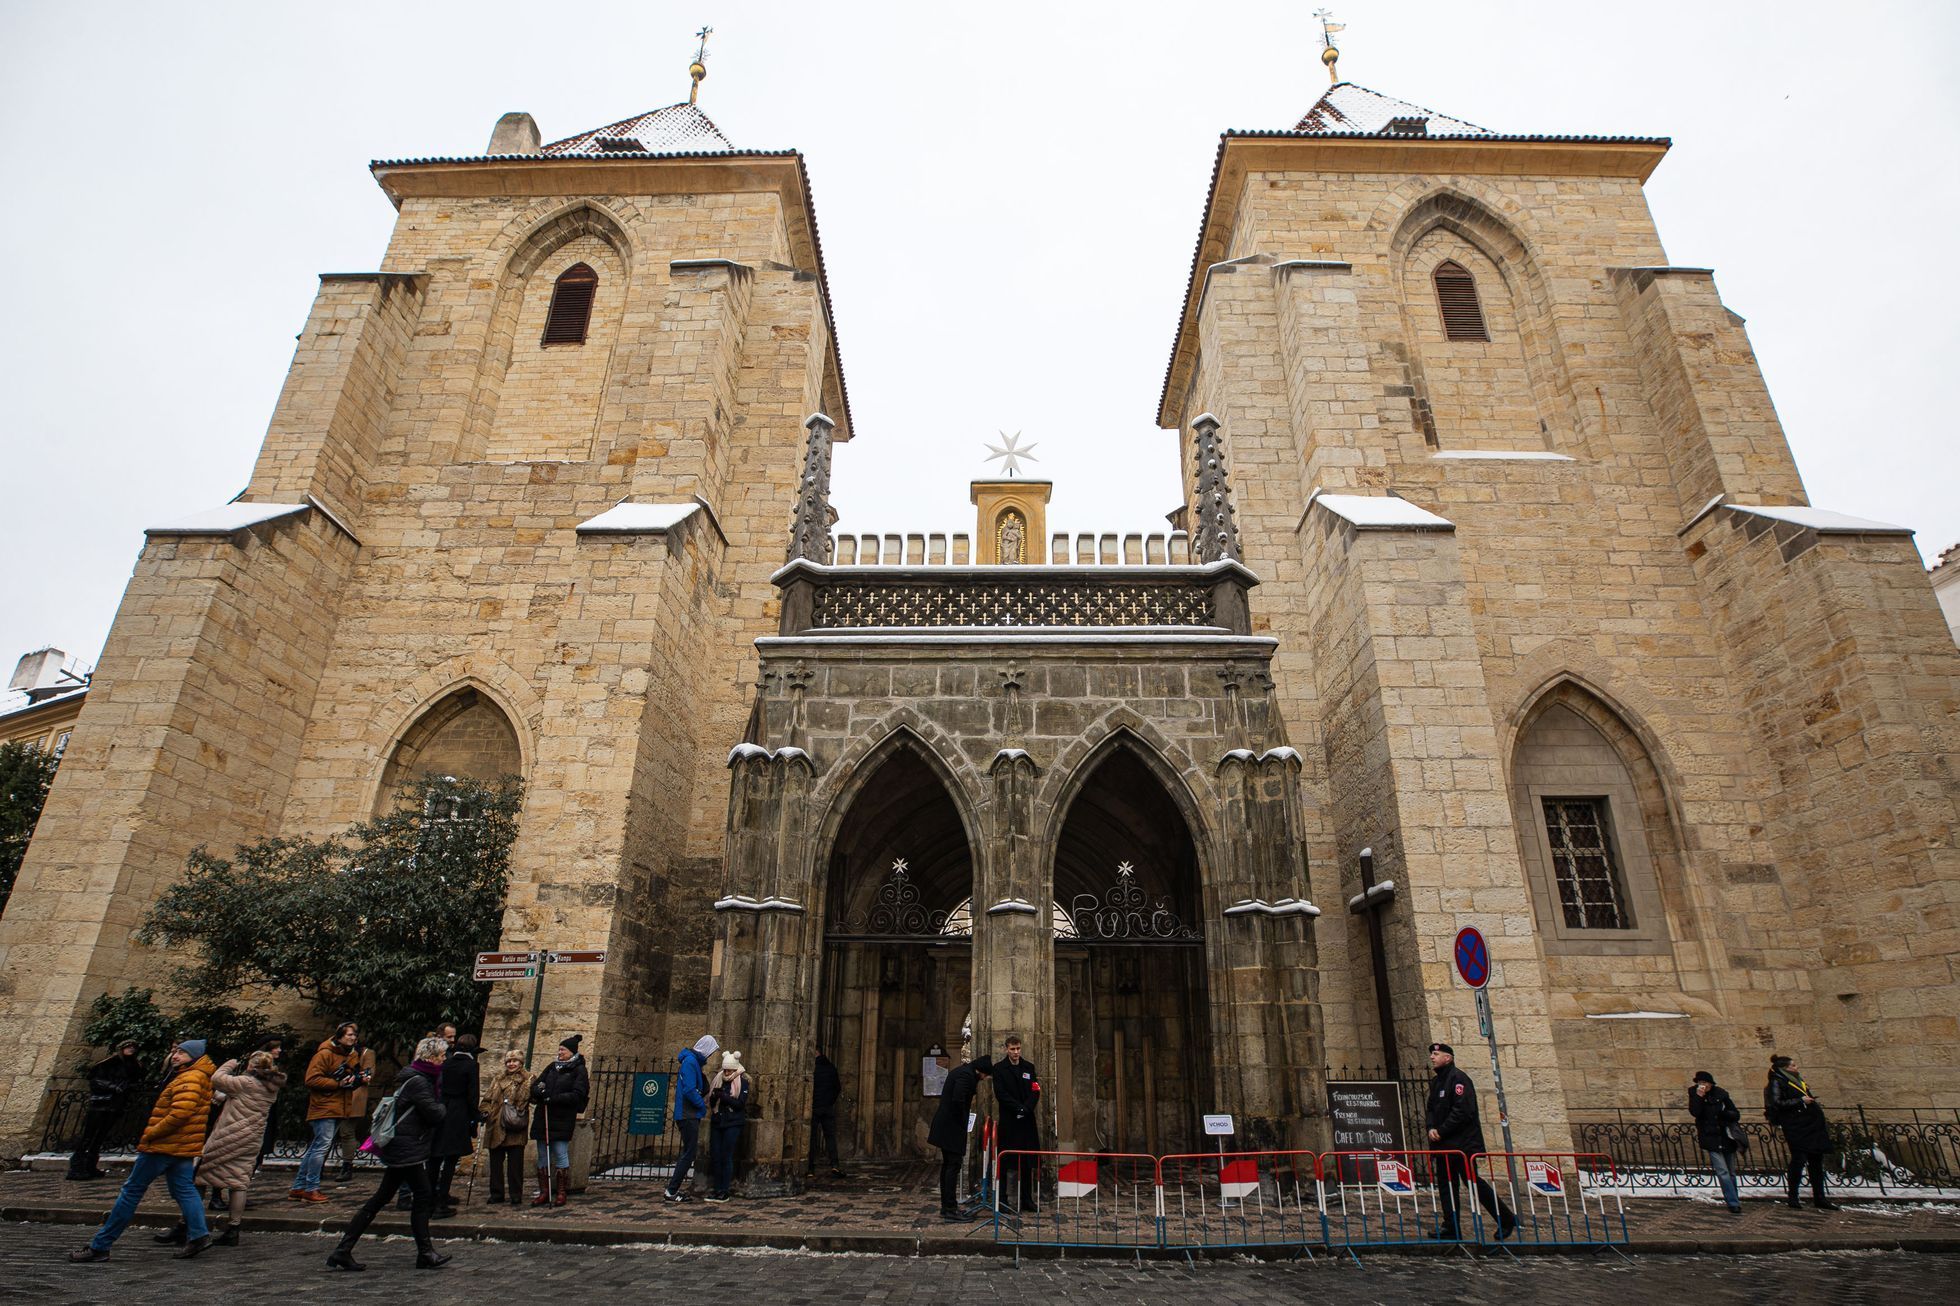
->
xmin=2 ymin=1223 xmax=1952 ymax=1304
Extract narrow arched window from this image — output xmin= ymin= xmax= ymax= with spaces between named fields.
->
xmin=541 ymin=263 xmax=598 ymax=345
xmin=1432 ymin=260 xmax=1488 ymax=341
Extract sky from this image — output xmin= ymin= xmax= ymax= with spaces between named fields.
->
xmin=2 ymin=0 xmax=1956 ymax=704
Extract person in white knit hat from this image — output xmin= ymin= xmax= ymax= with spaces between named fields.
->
xmin=705 ymin=1050 xmax=752 ymax=1203
xmin=664 ymin=1034 xmax=719 ymax=1202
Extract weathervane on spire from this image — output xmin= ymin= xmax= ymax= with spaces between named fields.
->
xmin=1315 ymin=9 xmax=1344 ymax=84
xmin=984 ymin=431 xmax=1039 ymax=478
xmin=689 ymin=25 xmax=713 ymax=105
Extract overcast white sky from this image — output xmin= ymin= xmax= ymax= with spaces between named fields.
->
xmin=2 ymin=1 xmax=1956 ymax=702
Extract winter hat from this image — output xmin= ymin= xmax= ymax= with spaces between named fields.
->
xmin=693 ymin=1034 xmax=720 ymax=1058
xmin=720 ymin=1050 xmax=745 ymax=1075
xmin=177 ymin=1039 xmax=207 ymax=1060
xmin=971 ymin=1055 xmax=994 ymax=1076
xmin=560 ymin=1034 xmax=583 ymax=1054
xmin=1692 ymin=1070 xmax=1715 ymax=1084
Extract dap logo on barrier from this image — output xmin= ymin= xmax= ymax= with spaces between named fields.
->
xmin=1453 ymin=926 xmax=1491 ymax=989
xmin=1526 ymin=1160 xmax=1564 ymax=1196
xmin=1376 ymin=1157 xmax=1416 ymax=1195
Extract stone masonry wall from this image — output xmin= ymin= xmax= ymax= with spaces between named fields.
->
xmin=1175 ymin=155 xmax=1958 ymax=1115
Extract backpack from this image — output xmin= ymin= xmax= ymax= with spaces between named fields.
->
xmin=369 ymin=1078 xmax=413 ymax=1151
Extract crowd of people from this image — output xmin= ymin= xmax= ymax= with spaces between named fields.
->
xmin=62 ymin=1019 xmax=1845 ymax=1267
xmin=66 ymin=1022 xmax=593 ymax=1270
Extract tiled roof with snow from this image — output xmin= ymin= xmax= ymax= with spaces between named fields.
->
xmin=542 ymin=102 xmax=735 ymax=156
xmin=1294 ymin=82 xmax=1491 ymax=137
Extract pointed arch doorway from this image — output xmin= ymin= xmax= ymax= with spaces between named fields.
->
xmin=817 ymin=742 xmax=975 ymax=1161
xmin=1050 ymin=745 xmax=1211 ymax=1158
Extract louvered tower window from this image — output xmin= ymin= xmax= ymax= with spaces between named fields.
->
xmin=1432 ymin=260 xmax=1489 ymax=341
xmin=541 ymin=263 xmax=599 ymax=345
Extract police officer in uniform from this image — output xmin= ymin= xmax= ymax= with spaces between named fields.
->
xmin=992 ymin=1035 xmax=1042 ymax=1215
xmin=928 ymin=1056 xmax=991 ymax=1221
xmin=1425 ymin=1042 xmax=1515 ymax=1240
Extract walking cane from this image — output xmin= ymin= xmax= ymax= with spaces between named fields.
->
xmin=464 ymin=1124 xmax=482 ymax=1213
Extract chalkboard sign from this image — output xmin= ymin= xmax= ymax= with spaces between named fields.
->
xmin=1326 ymin=1081 xmax=1407 ymax=1182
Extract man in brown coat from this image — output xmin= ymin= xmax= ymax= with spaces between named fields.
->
xmin=294 ymin=1022 xmax=372 ymax=1200
xmin=69 ymin=1039 xmax=216 ymax=1263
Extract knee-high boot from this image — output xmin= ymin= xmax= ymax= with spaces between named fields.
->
xmin=532 ymin=1166 xmax=553 ymax=1207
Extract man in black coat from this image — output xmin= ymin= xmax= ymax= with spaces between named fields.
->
xmin=807 ymin=1049 xmax=846 ymax=1178
xmin=928 ymin=1056 xmax=991 ymax=1220
xmin=428 ymin=1033 xmax=480 ymax=1215
xmin=1765 ymin=1054 xmax=1837 ymax=1210
xmin=326 ymin=1037 xmax=451 ymax=1271
xmin=68 ymin=1041 xmax=141 ymax=1180
xmin=992 ymin=1035 xmax=1042 ymax=1215
xmin=1424 ymin=1042 xmax=1514 ymax=1240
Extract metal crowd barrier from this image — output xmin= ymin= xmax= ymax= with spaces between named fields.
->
xmin=992 ymin=1149 xmax=1161 ymax=1252
xmin=986 ymin=1146 xmax=1631 ymax=1260
xmin=1472 ymin=1152 xmax=1629 ymax=1253
xmin=1321 ymin=1148 xmax=1487 ymax=1260
xmin=1157 ymin=1150 xmax=1322 ymax=1255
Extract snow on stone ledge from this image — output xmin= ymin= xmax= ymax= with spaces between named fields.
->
xmin=1311 ymin=493 xmax=1454 ymax=531
xmin=1726 ymin=504 xmax=1914 ymax=536
xmin=146 ymin=502 xmax=309 ymax=535
xmin=576 ymin=501 xmax=700 ymax=534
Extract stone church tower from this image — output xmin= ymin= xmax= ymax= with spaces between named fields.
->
xmin=1158 ymin=76 xmax=1960 ymax=1124
xmin=0 ymin=90 xmax=849 ymax=1146
xmin=0 ymin=53 xmax=1955 ymax=1181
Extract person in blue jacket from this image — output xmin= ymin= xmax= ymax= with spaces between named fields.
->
xmin=663 ymin=1034 xmax=719 ymax=1202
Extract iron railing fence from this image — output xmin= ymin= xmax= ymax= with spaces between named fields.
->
xmin=37 ymin=1075 xmax=377 ymax=1167
xmin=1572 ymin=1106 xmax=1960 ymax=1195
xmin=585 ymin=1058 xmax=684 ymax=1182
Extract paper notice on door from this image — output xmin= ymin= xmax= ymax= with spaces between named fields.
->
xmin=922 ymin=1055 xmax=950 ymax=1097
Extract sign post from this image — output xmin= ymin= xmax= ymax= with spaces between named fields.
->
xmin=474 ymin=948 xmax=607 ymax=1066
xmin=1452 ymin=926 xmax=1517 ymax=1164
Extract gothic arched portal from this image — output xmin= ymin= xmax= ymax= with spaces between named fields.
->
xmin=1049 ymin=745 xmax=1211 ymax=1157
xmin=817 ymin=742 xmax=975 ymax=1160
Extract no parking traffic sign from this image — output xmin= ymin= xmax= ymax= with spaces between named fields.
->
xmin=1453 ymin=927 xmax=1490 ymax=989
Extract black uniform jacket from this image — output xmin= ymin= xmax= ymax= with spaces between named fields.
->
xmin=993 ymin=1055 xmax=1042 ymax=1151
xmin=929 ymin=1061 xmax=984 ymax=1153
xmin=1426 ymin=1063 xmax=1486 ymax=1154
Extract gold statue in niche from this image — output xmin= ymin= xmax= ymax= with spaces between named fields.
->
xmin=996 ymin=510 xmax=1027 ymax=564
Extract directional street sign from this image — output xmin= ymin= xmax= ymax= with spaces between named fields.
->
xmin=547 ymin=949 xmax=607 ymax=966
xmin=474 ymin=962 xmax=538 ymax=982
xmin=477 ymin=951 xmax=539 ymax=966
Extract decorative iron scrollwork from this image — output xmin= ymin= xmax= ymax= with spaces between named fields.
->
xmin=811 ymin=579 xmax=1212 ymax=629
xmin=828 ymin=859 xmax=958 ymax=938
xmin=1067 ymin=862 xmax=1202 ymax=942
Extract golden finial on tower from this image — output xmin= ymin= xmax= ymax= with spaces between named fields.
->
xmin=1315 ymin=8 xmax=1344 ymax=84
xmin=688 ymin=25 xmax=713 ymax=105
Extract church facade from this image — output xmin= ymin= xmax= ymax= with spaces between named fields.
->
xmin=0 ymin=71 xmax=1955 ymax=1178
